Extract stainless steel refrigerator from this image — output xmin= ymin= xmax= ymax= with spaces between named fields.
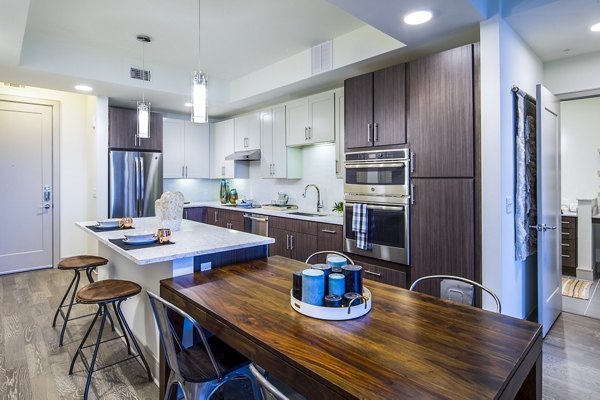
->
xmin=109 ymin=150 xmax=163 ymax=218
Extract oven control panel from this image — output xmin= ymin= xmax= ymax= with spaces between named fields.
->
xmin=346 ymin=149 xmax=409 ymax=162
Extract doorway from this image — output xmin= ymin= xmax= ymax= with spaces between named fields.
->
xmin=0 ymin=95 xmax=59 ymax=274
xmin=559 ymin=95 xmax=600 ymax=319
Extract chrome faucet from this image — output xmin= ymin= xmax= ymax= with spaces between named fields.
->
xmin=303 ymin=184 xmax=323 ymax=212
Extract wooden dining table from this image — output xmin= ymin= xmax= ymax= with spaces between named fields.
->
xmin=159 ymin=256 xmax=542 ymax=399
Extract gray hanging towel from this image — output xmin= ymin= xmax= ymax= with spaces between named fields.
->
xmin=513 ymin=88 xmax=537 ymax=261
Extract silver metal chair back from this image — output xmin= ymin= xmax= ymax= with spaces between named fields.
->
xmin=147 ymin=291 xmax=260 ymax=399
xmin=249 ymin=364 xmax=291 ymax=400
xmin=409 ymin=275 xmax=502 ymax=313
xmin=305 ymin=250 xmax=354 ymax=265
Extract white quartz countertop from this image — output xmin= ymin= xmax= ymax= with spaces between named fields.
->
xmin=183 ymin=201 xmax=344 ymax=225
xmin=77 ymin=218 xmax=274 ymax=265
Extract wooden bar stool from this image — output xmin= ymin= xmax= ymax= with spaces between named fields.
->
xmin=52 ymin=255 xmax=115 ymax=346
xmin=69 ymin=279 xmax=152 ymax=400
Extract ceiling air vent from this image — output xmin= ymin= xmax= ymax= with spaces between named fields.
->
xmin=130 ymin=67 xmax=151 ymax=82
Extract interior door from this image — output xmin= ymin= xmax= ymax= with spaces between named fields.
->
xmin=536 ymin=84 xmax=562 ymax=337
xmin=0 ymin=100 xmax=53 ymax=274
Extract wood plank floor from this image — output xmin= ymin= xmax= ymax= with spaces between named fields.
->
xmin=2 ymin=268 xmax=600 ymax=399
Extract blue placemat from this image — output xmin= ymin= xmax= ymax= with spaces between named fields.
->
xmin=108 ymin=238 xmax=174 ymax=251
xmin=86 ymin=225 xmax=134 ymax=233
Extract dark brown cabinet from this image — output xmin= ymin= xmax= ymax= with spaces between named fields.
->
xmin=108 ymin=106 xmax=163 ymax=151
xmin=410 ymin=179 xmax=475 ymax=295
xmin=344 ymin=64 xmax=406 ymax=149
xmin=269 ymin=217 xmax=318 ymax=262
xmin=206 ymin=208 xmax=243 ymax=231
xmin=183 ymin=207 xmax=205 ymax=223
xmin=407 ymin=44 xmax=474 ymax=178
xmin=360 ymin=260 xmax=406 ymax=288
xmin=561 ymin=216 xmax=577 ymax=276
xmin=315 ymin=223 xmax=343 ymax=263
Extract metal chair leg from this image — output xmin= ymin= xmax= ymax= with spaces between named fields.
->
xmin=116 ymin=301 xmax=153 ymax=381
xmin=59 ymin=270 xmax=81 ymax=346
xmin=69 ymin=306 xmax=101 ymax=374
xmin=52 ymin=270 xmax=77 ymax=327
xmin=113 ymin=301 xmax=131 ymax=355
xmin=83 ymin=305 xmax=108 ymax=400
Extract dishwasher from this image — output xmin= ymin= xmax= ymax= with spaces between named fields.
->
xmin=243 ymin=213 xmax=269 ymax=237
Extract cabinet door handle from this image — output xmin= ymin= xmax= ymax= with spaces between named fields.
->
xmin=561 ymin=232 xmax=570 ymax=236
xmin=214 ymin=211 xmax=218 ymax=223
xmin=182 ymin=166 xmax=185 ymax=177
xmin=562 ymin=221 xmax=570 ymax=225
xmin=308 ymin=126 xmax=312 ymax=140
xmin=304 ymin=127 xmax=308 ymax=140
xmin=290 ymin=234 xmax=294 ymax=250
xmin=374 ymin=123 xmax=379 ymax=142
xmin=410 ymin=183 xmax=415 ymax=205
xmin=410 ymin=152 xmax=415 ymax=174
xmin=561 ymin=243 xmax=570 ymax=247
xmin=562 ymin=254 xmax=570 ymax=258
xmin=365 ymin=270 xmax=382 ymax=277
xmin=321 ymin=229 xmax=337 ymax=234
xmin=221 ymin=166 xmax=225 ymax=176
xmin=183 ymin=210 xmax=188 ymax=219
xmin=367 ymin=123 xmax=372 ymax=143
xmin=286 ymin=234 xmax=290 ymax=250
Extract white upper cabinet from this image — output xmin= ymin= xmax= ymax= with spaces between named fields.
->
xmin=286 ymin=90 xmax=335 ymax=147
xmin=163 ymin=118 xmax=209 ymax=179
xmin=260 ymin=106 xmax=301 ymax=179
xmin=234 ymin=112 xmax=261 ymax=152
xmin=211 ymin=119 xmax=249 ymax=179
xmin=334 ymin=88 xmax=345 ymax=179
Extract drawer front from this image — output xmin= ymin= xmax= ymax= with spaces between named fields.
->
xmin=561 ymin=249 xmax=577 ymax=267
xmin=359 ymin=260 xmax=406 ymax=288
xmin=270 ymin=216 xmax=318 ymax=236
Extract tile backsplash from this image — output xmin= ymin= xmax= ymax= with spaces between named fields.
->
xmin=165 ymin=143 xmax=344 ymax=211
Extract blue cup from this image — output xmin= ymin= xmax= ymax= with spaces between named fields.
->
xmin=327 ymin=255 xmax=347 ymax=268
xmin=302 ymin=269 xmax=325 ymax=306
xmin=328 ymin=273 xmax=345 ymax=297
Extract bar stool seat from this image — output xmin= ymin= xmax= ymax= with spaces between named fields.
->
xmin=69 ymin=279 xmax=152 ymax=400
xmin=77 ymin=279 xmax=141 ymax=303
xmin=53 ymin=255 xmax=115 ymax=346
xmin=58 ymin=255 xmax=108 ymax=270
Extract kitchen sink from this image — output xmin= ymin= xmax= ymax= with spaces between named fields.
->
xmin=288 ymin=212 xmax=327 ymax=217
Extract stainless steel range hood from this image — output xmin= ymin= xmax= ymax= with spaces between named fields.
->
xmin=225 ymin=149 xmax=261 ymax=161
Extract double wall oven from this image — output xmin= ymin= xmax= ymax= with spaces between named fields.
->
xmin=344 ymin=148 xmax=410 ymax=265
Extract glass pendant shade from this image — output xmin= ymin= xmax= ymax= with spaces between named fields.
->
xmin=191 ymin=71 xmax=207 ymax=123
xmin=137 ymin=101 xmax=150 ymax=138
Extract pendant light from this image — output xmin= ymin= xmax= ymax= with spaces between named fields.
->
xmin=137 ymin=35 xmax=151 ymax=138
xmin=191 ymin=0 xmax=207 ymax=123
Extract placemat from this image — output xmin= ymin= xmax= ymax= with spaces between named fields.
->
xmin=108 ymin=238 xmax=174 ymax=251
xmin=86 ymin=225 xmax=134 ymax=233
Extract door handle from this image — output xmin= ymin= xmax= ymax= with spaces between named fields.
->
xmin=286 ymin=234 xmax=290 ymax=250
xmin=374 ymin=123 xmax=379 ymax=142
xmin=367 ymin=123 xmax=372 ymax=143
xmin=321 ymin=229 xmax=337 ymax=234
xmin=182 ymin=166 xmax=185 ymax=177
xmin=304 ymin=127 xmax=308 ymax=141
xmin=529 ymin=224 xmax=557 ymax=231
xmin=410 ymin=183 xmax=415 ymax=205
xmin=410 ymin=152 xmax=415 ymax=174
xmin=214 ymin=211 xmax=218 ymax=223
xmin=39 ymin=204 xmax=51 ymax=209
xmin=290 ymin=234 xmax=294 ymax=250
xmin=364 ymin=270 xmax=382 ymax=277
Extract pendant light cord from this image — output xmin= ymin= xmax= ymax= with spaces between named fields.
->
xmin=198 ymin=0 xmax=201 ymax=71
xmin=142 ymin=40 xmax=146 ymax=103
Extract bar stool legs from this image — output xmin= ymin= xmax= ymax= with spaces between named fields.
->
xmin=69 ymin=299 xmax=152 ymax=400
xmin=52 ymin=268 xmax=115 ymax=346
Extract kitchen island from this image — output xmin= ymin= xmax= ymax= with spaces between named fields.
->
xmin=77 ymin=218 xmax=274 ymax=381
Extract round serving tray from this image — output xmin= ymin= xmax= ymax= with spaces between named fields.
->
xmin=290 ymin=287 xmax=372 ymax=321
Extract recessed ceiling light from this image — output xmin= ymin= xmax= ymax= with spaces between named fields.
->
xmin=184 ymin=102 xmax=193 ymax=107
xmin=404 ymin=10 xmax=433 ymax=25
xmin=591 ymin=22 xmax=600 ymax=32
xmin=74 ymin=84 xmax=93 ymax=92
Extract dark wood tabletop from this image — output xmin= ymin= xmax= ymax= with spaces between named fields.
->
xmin=160 ymin=256 xmax=542 ymax=399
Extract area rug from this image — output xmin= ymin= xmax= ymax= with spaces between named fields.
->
xmin=562 ymin=277 xmax=592 ymax=300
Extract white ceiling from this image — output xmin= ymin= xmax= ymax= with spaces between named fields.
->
xmin=504 ymin=0 xmax=600 ymax=62
xmin=0 ymin=0 xmax=492 ymax=117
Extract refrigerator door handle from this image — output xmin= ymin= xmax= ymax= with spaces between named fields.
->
xmin=139 ymin=156 xmax=145 ymax=216
xmin=134 ymin=156 xmax=140 ymax=217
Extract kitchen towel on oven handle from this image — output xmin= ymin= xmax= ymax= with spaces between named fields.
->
xmin=352 ymin=203 xmax=372 ymax=250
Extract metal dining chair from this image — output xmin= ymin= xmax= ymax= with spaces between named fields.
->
xmin=147 ymin=291 xmax=260 ymax=400
xmin=409 ymin=275 xmax=502 ymax=313
xmin=305 ymin=250 xmax=354 ymax=265
xmin=249 ymin=364 xmax=291 ymax=400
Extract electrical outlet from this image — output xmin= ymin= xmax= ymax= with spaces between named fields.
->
xmin=200 ymin=262 xmax=212 ymax=272
xmin=506 ymin=196 xmax=513 ymax=214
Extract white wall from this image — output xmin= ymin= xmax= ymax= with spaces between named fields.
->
xmin=0 ymin=85 xmax=97 ymax=258
xmin=544 ymin=51 xmax=600 ymax=95
xmin=560 ymin=97 xmax=600 ymax=204
xmin=165 ymin=144 xmax=344 ymax=211
xmin=480 ymin=15 xmax=543 ymax=318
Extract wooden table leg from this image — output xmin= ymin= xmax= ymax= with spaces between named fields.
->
xmin=515 ymin=353 xmax=542 ymax=399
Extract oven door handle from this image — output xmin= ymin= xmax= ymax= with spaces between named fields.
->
xmin=345 ymin=202 xmax=406 ymax=211
xmin=345 ymin=162 xmax=407 ymax=169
